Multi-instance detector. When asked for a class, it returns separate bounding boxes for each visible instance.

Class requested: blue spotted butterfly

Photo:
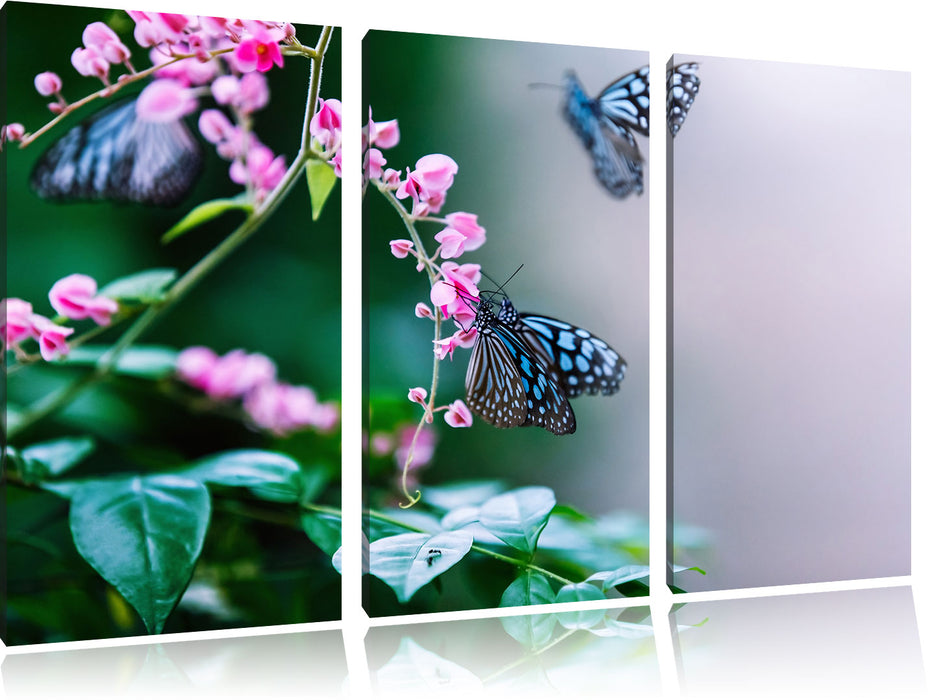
[497,296,626,397]
[465,296,577,435]
[667,62,701,136]
[562,62,700,198]
[30,96,202,207]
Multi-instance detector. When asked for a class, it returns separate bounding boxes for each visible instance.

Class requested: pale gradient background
[670,55,911,590]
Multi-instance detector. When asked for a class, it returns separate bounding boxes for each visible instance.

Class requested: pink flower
[30,315,74,361]
[329,150,342,178]
[396,154,458,214]
[48,274,118,326]
[71,46,109,82]
[382,168,401,188]
[198,109,234,144]
[370,119,400,149]
[81,21,130,64]
[82,21,121,49]
[434,228,468,260]
[230,144,287,197]
[157,13,192,36]
[136,79,197,123]
[238,72,270,112]
[176,346,218,390]
[311,98,341,152]
[2,123,26,145]
[233,25,285,73]
[34,72,62,97]
[430,261,482,324]
[444,400,473,428]
[394,424,436,470]
[200,349,277,400]
[244,382,338,435]
[151,49,218,86]
[389,240,414,259]
[365,147,387,180]
[444,212,486,252]
[407,387,428,407]
[370,432,394,457]
[432,328,477,360]
[210,75,240,105]
[1,298,34,349]
[414,302,433,318]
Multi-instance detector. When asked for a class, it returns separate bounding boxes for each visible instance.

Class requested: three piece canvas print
[2,2,910,647]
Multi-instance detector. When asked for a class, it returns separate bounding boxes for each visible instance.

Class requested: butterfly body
[30,97,202,207]
[465,297,576,435]
[563,69,646,199]
[561,63,700,198]
[498,297,626,397]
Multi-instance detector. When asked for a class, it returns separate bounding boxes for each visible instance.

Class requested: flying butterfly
[561,62,701,198]
[30,96,202,207]
[496,296,626,397]
[465,295,577,436]
[666,62,701,136]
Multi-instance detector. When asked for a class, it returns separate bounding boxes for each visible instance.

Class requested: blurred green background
[3,3,342,643]
[364,33,650,538]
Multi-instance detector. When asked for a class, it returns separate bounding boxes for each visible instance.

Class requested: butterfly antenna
[528,81,563,91]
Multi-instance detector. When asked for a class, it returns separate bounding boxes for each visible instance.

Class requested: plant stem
[376,187,449,507]
[8,26,335,441]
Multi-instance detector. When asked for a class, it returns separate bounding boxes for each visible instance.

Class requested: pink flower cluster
[21,14,306,202]
[367,109,493,432]
[2,274,118,361]
[310,98,342,176]
[176,346,339,437]
[407,388,473,428]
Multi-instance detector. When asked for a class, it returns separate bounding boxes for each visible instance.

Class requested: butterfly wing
[666,62,701,137]
[466,303,576,435]
[596,65,650,136]
[563,70,645,199]
[499,297,627,398]
[516,314,626,397]
[30,97,201,207]
[590,121,644,198]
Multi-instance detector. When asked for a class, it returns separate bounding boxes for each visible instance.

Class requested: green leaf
[306,160,337,221]
[99,268,178,303]
[340,530,473,603]
[421,479,506,511]
[499,571,556,608]
[69,474,211,634]
[19,436,96,479]
[555,582,606,629]
[587,564,652,592]
[301,511,342,555]
[478,486,555,554]
[61,345,179,379]
[180,449,302,502]
[499,572,556,648]
[161,196,253,243]
[375,638,483,692]
[420,480,508,511]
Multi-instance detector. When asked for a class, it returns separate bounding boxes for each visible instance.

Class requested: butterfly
[465,295,577,435]
[562,63,700,198]
[667,62,701,136]
[497,296,626,397]
[30,96,202,207]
